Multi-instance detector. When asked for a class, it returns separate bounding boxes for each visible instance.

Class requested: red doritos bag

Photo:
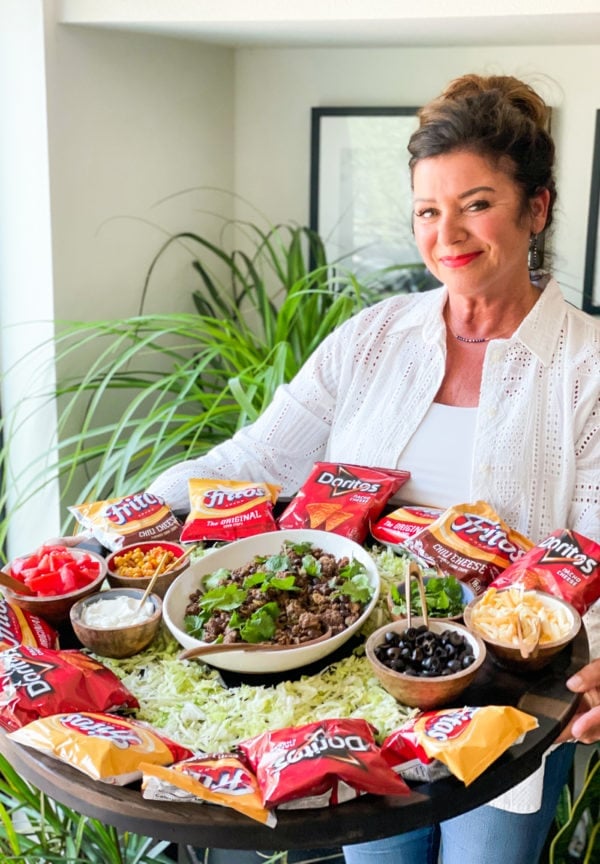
[0,645,139,732]
[278,463,410,544]
[237,718,410,808]
[0,596,58,651]
[490,529,600,615]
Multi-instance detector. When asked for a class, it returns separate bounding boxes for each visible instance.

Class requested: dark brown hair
[408,74,556,229]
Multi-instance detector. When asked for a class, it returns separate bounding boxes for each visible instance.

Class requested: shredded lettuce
[99,545,415,752]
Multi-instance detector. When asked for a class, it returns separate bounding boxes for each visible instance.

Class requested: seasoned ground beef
[184,540,370,646]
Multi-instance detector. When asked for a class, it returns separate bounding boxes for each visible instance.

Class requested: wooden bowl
[2,548,107,627]
[106,541,189,599]
[463,588,581,672]
[366,618,486,710]
[387,575,475,622]
[70,587,163,659]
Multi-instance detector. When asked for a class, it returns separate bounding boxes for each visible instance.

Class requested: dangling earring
[528,233,541,271]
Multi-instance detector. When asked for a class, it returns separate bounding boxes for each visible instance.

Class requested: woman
[148,74,600,862]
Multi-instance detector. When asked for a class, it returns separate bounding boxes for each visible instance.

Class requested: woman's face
[412,150,549,297]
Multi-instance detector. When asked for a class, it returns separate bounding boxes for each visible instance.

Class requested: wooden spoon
[516,614,541,659]
[0,569,35,596]
[179,627,333,661]
[405,559,429,630]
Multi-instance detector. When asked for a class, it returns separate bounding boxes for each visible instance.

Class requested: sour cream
[82,595,155,628]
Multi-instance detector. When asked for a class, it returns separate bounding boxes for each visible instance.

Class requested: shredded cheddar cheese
[469,587,572,646]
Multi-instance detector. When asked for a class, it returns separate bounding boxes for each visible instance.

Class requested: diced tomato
[7,544,102,597]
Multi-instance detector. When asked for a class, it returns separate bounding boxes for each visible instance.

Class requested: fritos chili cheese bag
[69,491,182,551]
[489,529,600,615]
[402,501,533,595]
[8,711,193,784]
[0,645,138,732]
[141,754,277,827]
[277,463,410,544]
[409,705,538,785]
[237,718,410,809]
[371,505,443,546]
[180,479,280,543]
[0,596,58,651]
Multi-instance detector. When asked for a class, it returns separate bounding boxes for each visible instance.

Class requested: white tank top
[396,403,477,509]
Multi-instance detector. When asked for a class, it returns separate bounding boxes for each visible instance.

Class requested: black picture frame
[583,110,600,314]
[309,106,437,295]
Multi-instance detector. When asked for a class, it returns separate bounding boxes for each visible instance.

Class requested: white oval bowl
[163,529,380,674]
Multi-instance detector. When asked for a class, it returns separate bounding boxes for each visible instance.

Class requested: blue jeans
[343,744,575,864]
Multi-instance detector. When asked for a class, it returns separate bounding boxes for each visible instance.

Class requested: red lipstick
[439,252,481,268]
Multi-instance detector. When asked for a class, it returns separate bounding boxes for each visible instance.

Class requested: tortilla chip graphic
[325,510,352,531]
[306,502,343,529]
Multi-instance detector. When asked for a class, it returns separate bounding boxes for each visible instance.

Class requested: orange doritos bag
[277,463,410,544]
[402,501,533,595]
[180,479,280,543]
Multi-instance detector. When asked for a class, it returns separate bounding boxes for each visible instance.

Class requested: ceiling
[58,2,600,48]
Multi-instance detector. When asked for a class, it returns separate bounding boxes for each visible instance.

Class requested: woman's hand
[557,658,600,744]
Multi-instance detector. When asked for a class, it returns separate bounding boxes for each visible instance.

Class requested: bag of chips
[0,645,139,732]
[402,501,533,595]
[489,529,600,615]
[0,596,58,652]
[380,717,451,783]
[69,491,182,551]
[406,705,538,785]
[141,753,277,827]
[237,718,410,809]
[180,479,281,543]
[277,463,410,544]
[371,505,443,546]
[8,711,193,784]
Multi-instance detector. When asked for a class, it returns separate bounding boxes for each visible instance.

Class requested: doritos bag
[69,491,182,551]
[489,529,600,615]
[278,463,410,544]
[180,479,280,543]
[237,718,410,808]
[0,645,139,732]
[402,501,533,595]
[141,754,277,827]
[0,596,58,651]
[8,711,193,784]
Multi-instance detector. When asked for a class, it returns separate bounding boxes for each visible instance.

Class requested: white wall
[234,45,600,307]
[46,26,236,321]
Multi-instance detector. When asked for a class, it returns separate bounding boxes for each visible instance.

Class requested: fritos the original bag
[0,596,58,652]
[277,463,410,544]
[69,491,182,551]
[8,711,193,784]
[141,754,277,827]
[371,505,443,546]
[0,645,139,732]
[489,528,600,615]
[180,479,280,543]
[404,705,538,785]
[402,501,533,595]
[237,718,410,809]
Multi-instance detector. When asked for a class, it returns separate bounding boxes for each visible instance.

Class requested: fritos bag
[408,705,538,785]
[8,711,193,784]
[69,491,182,551]
[237,718,410,809]
[0,645,139,732]
[489,529,600,615]
[180,478,281,543]
[371,505,443,545]
[277,463,410,544]
[402,501,533,595]
[141,754,277,827]
[0,596,58,651]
